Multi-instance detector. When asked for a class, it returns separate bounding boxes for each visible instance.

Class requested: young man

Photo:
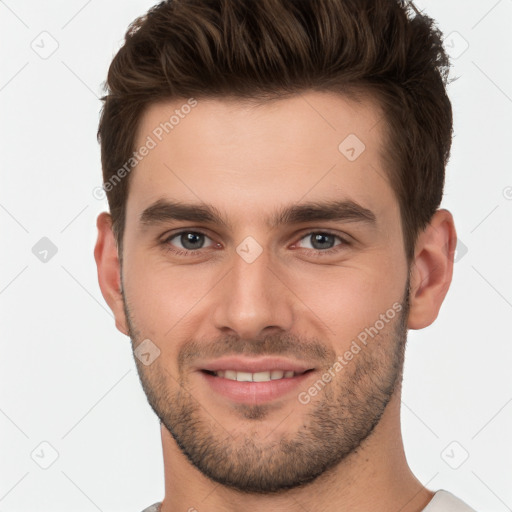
[94,1,476,510]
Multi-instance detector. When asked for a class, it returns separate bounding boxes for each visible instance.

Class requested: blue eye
[165,231,215,252]
[298,232,345,251]
[160,230,349,258]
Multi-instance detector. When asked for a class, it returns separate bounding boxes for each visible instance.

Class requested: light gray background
[1,1,511,511]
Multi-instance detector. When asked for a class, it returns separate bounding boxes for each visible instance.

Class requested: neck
[159,387,433,512]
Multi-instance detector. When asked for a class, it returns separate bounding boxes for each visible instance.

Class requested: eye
[164,231,216,251]
[296,232,346,251]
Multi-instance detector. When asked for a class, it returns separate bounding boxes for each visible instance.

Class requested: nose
[212,246,295,340]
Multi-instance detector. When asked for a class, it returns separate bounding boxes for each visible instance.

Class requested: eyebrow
[139,198,377,229]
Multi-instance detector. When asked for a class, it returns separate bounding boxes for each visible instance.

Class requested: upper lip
[198,356,314,374]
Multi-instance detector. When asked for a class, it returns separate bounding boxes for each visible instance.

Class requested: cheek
[123,232,407,350]
[286,261,406,344]
[122,254,216,340]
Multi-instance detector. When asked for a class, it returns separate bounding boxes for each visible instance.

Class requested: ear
[94,212,129,335]
[407,209,457,330]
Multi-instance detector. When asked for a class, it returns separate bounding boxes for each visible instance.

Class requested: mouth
[197,357,316,404]
[201,368,313,382]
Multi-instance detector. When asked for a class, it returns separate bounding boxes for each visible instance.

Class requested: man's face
[120,91,410,493]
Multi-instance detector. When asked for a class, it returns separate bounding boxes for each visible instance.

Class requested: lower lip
[199,370,314,404]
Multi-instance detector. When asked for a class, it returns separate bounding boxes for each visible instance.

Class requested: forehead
[127,91,396,225]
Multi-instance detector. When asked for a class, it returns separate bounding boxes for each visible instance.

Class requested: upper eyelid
[293,231,350,248]
[164,230,216,249]
[162,228,215,242]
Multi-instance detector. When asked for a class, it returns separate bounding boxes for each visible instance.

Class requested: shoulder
[423,490,477,512]
[140,502,162,512]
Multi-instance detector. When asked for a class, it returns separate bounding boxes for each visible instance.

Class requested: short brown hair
[97,0,453,263]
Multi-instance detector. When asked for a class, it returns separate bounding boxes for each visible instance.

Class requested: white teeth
[212,370,297,382]
[252,371,271,382]
[236,371,252,382]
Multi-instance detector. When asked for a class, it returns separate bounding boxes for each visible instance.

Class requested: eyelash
[160,230,351,258]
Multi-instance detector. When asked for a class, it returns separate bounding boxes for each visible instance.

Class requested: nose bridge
[212,245,293,338]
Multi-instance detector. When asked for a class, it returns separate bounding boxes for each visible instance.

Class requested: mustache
[177,332,336,370]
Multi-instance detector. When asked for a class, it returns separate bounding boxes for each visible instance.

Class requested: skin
[95,91,457,512]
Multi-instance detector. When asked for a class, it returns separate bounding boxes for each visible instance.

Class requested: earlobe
[94,212,129,336]
[407,209,457,330]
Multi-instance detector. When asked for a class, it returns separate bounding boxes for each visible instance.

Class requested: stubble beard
[122,282,409,494]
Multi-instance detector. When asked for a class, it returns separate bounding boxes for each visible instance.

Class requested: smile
[200,368,315,404]
[204,369,309,382]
